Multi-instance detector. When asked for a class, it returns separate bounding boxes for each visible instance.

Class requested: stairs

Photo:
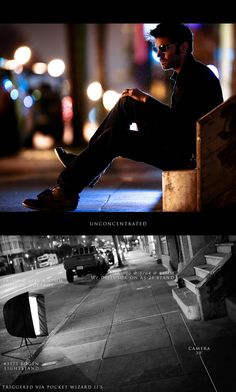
[172,286,200,320]
[193,264,214,279]
[172,243,234,320]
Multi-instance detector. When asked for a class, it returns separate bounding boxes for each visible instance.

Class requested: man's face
[154,37,182,71]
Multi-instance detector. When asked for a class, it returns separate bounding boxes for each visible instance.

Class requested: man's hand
[121,88,149,103]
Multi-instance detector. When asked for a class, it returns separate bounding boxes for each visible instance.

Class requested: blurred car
[63,245,110,283]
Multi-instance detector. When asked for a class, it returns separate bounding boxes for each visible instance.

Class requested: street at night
[0,249,236,391]
[1,149,235,236]
[0,148,162,213]
[1,20,236,392]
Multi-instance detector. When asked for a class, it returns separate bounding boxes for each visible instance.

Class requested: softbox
[3,292,48,339]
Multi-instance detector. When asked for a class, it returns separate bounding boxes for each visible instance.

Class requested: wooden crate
[162,169,197,212]
[197,95,236,210]
[162,95,236,212]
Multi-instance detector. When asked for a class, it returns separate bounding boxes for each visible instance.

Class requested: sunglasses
[153,43,179,53]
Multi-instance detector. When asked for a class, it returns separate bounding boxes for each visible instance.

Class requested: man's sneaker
[54,147,77,168]
[22,186,79,211]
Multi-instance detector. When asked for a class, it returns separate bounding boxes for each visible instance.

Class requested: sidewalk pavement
[5,250,236,392]
[1,148,235,235]
[0,148,162,212]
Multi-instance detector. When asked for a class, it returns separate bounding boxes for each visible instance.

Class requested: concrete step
[225,296,236,323]
[194,263,215,279]
[183,275,203,294]
[216,243,234,254]
[172,287,201,320]
[204,253,226,266]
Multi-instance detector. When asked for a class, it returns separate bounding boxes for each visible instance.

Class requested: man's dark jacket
[170,54,223,157]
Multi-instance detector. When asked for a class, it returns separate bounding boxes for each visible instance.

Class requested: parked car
[63,245,110,283]
[37,253,58,268]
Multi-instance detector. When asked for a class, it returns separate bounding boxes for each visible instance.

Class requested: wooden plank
[197,95,236,210]
[162,170,197,212]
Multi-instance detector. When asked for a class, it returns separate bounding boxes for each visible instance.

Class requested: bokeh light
[32,62,47,75]
[14,46,31,65]
[47,59,65,77]
[102,90,120,111]
[87,82,103,101]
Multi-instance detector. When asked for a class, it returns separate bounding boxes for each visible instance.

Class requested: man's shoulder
[193,58,217,78]
[193,59,223,102]
[182,55,213,79]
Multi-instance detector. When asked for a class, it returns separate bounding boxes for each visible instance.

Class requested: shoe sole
[22,202,51,211]
[22,201,77,212]
[54,148,66,168]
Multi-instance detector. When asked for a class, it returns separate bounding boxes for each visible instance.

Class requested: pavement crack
[100,194,112,211]
[150,284,186,374]
[100,183,125,211]
[95,280,124,382]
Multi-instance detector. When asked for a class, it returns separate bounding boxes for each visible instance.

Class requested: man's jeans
[58,96,190,195]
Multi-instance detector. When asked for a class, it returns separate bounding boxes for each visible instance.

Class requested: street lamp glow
[10,89,19,100]
[102,90,120,111]
[87,82,103,101]
[32,132,55,150]
[83,121,98,143]
[3,79,13,91]
[23,95,34,108]
[32,62,47,75]
[47,59,65,77]
[5,59,18,70]
[14,46,31,65]
[14,64,23,74]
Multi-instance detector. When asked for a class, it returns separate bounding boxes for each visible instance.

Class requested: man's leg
[89,95,171,144]
[22,96,173,210]
[57,122,173,195]
[22,127,157,211]
[55,95,172,170]
[54,96,155,168]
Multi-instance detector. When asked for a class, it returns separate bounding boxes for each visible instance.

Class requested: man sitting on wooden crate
[23,23,223,211]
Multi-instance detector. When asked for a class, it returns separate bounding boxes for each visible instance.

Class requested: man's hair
[149,23,193,53]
